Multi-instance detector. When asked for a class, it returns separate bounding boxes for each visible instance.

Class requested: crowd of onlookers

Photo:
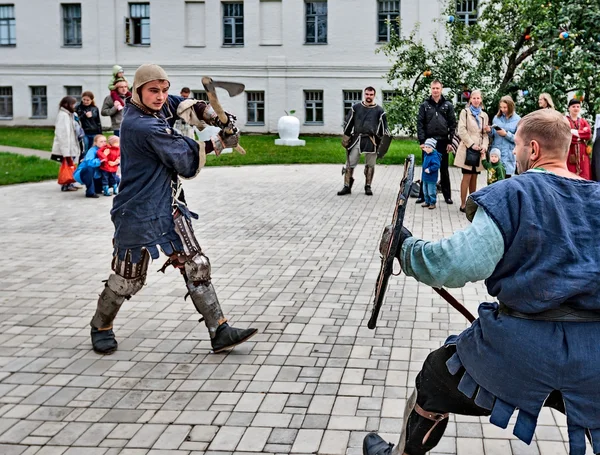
[416,79,599,212]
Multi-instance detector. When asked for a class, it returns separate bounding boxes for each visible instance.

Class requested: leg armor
[343,166,355,187]
[90,251,149,330]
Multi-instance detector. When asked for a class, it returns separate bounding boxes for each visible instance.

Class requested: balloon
[560,31,569,39]
[525,34,531,40]
[423,70,432,77]
[448,15,455,23]
[523,90,529,96]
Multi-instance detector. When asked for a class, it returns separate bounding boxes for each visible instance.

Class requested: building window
[383,90,398,104]
[223,2,244,45]
[304,90,323,124]
[456,0,477,25]
[343,90,362,120]
[62,3,81,46]
[305,1,327,44]
[0,4,16,46]
[0,87,13,118]
[126,3,150,45]
[31,86,47,119]
[65,86,82,103]
[378,1,400,42]
[191,90,209,102]
[246,92,265,125]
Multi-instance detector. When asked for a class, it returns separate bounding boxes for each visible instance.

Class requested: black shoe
[365,185,373,196]
[211,323,258,353]
[415,198,424,204]
[445,198,454,204]
[459,206,467,213]
[337,186,352,196]
[363,433,394,455]
[86,194,100,198]
[91,327,118,354]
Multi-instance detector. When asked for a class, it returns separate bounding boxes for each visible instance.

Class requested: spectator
[76,91,103,152]
[454,89,490,212]
[416,79,457,205]
[481,148,506,185]
[421,138,442,209]
[489,95,520,177]
[180,87,191,98]
[97,135,121,196]
[101,80,128,136]
[51,96,81,192]
[74,134,106,198]
[565,98,592,180]
[108,65,131,108]
[538,92,555,110]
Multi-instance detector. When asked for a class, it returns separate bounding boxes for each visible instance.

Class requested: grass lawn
[0,152,60,185]
[0,127,422,166]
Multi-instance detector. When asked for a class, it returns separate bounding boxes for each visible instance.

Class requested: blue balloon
[523,90,529,96]
[448,15,455,23]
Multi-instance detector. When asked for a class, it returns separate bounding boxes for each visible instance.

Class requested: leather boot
[91,327,118,354]
[362,433,394,455]
[338,167,354,196]
[364,166,374,195]
[211,323,258,353]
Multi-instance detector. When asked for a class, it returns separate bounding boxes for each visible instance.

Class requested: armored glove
[379,224,412,259]
[210,128,240,156]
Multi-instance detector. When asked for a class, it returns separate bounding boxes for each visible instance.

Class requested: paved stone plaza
[0,165,575,455]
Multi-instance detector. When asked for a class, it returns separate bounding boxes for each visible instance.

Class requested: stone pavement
[0,164,576,455]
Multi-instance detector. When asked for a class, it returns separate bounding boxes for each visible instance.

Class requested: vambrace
[187,281,226,338]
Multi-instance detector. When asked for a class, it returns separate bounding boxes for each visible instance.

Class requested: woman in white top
[51,96,81,191]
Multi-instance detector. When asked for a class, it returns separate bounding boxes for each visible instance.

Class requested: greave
[91,285,126,330]
[187,281,226,338]
[365,165,375,185]
[344,167,354,187]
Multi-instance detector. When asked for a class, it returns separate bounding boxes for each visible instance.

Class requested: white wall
[0,0,442,134]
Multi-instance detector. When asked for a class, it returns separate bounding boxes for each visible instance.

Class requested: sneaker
[421,202,430,208]
[428,204,436,209]
[211,323,258,353]
[102,186,111,197]
[112,184,119,195]
[90,327,118,354]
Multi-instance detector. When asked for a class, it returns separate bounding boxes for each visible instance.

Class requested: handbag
[465,147,481,167]
[58,161,76,186]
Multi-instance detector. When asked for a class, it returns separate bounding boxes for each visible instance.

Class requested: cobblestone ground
[0,164,574,455]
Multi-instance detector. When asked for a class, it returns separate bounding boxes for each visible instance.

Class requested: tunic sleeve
[399,207,504,288]
[146,130,202,179]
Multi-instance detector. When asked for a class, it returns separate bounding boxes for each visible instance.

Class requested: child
[108,65,131,108]
[482,148,506,185]
[74,134,107,198]
[97,135,121,196]
[421,138,442,209]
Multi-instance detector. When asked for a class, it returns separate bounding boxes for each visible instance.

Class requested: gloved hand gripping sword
[201,77,246,155]
[368,155,475,329]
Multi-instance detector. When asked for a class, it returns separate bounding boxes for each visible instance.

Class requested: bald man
[363,109,600,455]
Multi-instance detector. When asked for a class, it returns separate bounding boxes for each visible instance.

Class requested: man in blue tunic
[363,109,600,455]
[89,64,258,355]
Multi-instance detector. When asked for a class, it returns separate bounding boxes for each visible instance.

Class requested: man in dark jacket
[89,64,257,355]
[416,80,457,204]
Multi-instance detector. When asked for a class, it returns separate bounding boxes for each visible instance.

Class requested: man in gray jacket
[101,80,128,136]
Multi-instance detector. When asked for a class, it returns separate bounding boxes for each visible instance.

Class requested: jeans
[79,167,102,196]
[419,140,451,200]
[423,181,437,205]
[101,170,118,187]
[84,134,97,152]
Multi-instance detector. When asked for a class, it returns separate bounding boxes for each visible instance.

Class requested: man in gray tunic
[337,86,390,196]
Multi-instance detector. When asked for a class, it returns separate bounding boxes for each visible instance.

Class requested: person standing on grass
[76,91,103,152]
[51,96,81,192]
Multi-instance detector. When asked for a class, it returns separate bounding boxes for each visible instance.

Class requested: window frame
[456,0,478,25]
[30,86,48,119]
[222,2,244,46]
[126,2,150,46]
[191,90,209,102]
[304,90,324,125]
[62,3,82,47]
[305,1,327,45]
[343,90,362,120]
[65,86,82,104]
[246,91,265,126]
[0,4,16,46]
[0,86,13,119]
[377,0,400,43]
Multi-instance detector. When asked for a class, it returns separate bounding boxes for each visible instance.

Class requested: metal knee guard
[365,165,375,186]
[90,274,146,329]
[187,281,226,338]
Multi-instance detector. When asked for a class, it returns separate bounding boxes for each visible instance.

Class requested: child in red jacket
[97,135,121,196]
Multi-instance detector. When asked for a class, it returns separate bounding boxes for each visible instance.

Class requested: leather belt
[499,302,600,322]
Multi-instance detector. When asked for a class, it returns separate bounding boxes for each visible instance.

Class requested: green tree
[380,0,600,136]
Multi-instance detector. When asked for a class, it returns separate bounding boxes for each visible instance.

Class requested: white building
[0,0,473,134]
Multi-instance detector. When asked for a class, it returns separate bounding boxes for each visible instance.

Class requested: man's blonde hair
[518,109,571,156]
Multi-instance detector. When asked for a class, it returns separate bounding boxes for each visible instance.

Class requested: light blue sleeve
[399,207,504,288]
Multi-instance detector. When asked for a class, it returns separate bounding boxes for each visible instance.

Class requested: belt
[499,302,600,322]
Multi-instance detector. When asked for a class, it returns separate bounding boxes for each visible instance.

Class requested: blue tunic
[110,96,202,262]
[401,171,600,454]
